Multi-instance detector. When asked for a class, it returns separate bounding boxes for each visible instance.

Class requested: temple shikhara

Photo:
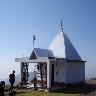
[15,22,86,91]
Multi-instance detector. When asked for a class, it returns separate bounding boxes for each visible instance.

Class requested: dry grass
[5,89,79,96]
[4,79,96,96]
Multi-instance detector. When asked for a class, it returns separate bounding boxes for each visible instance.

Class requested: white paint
[47,60,51,89]
[53,60,85,84]
[49,32,65,58]
[15,57,49,63]
[66,61,85,83]
[54,61,67,83]
[49,32,82,60]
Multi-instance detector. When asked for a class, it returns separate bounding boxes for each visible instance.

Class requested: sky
[0,0,96,80]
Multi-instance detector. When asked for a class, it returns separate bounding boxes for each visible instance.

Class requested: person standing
[9,70,15,93]
[0,81,5,96]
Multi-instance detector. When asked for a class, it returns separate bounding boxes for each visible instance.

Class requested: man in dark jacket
[9,70,15,93]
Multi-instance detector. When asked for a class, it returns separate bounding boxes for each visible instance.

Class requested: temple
[15,23,86,91]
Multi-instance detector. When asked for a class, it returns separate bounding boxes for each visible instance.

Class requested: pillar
[47,61,51,90]
[21,62,29,85]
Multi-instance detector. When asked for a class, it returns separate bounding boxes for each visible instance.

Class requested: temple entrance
[20,62,47,89]
[36,62,47,89]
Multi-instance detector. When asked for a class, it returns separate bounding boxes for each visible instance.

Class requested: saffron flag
[33,35,36,41]
[33,35,36,48]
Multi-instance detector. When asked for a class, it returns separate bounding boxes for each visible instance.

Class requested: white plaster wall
[66,62,85,84]
[54,61,67,83]
[47,60,51,89]
[54,61,85,84]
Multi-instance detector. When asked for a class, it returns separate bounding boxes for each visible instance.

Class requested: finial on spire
[61,20,63,33]
[61,20,63,27]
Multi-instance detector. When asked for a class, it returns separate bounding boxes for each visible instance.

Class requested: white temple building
[15,23,86,90]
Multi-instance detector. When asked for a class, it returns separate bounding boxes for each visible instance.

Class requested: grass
[4,80,96,96]
[5,89,78,96]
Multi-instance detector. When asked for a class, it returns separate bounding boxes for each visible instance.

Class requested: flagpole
[33,38,34,49]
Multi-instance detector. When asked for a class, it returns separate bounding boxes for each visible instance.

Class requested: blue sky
[0,0,96,80]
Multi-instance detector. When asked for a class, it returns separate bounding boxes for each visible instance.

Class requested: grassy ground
[4,80,96,96]
[5,89,78,96]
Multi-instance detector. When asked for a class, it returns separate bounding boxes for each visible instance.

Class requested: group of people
[0,70,15,96]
